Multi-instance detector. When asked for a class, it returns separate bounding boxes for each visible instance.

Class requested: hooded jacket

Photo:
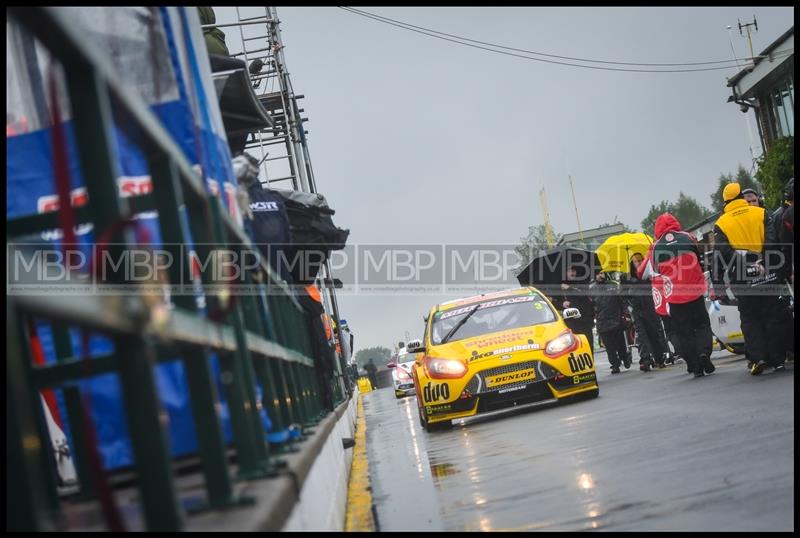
[637,213,706,305]
[198,7,230,57]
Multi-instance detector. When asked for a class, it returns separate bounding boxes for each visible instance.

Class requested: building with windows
[726,26,794,154]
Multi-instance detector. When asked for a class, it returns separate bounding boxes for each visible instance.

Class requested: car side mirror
[562,307,581,320]
[407,339,426,353]
[386,362,397,368]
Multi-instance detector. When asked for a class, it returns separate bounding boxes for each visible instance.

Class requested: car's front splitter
[424,379,552,423]
[424,374,598,424]
[548,371,598,395]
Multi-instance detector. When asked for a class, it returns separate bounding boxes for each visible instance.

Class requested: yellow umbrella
[596,232,654,273]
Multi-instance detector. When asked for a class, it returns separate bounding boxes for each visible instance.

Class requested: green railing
[6,7,334,531]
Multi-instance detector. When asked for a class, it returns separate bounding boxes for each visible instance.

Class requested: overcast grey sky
[216,6,793,353]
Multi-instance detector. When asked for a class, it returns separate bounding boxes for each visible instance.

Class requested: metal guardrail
[6,6,333,531]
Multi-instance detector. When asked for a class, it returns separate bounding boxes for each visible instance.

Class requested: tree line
[515,136,794,258]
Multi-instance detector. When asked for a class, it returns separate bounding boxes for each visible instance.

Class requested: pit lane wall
[282,391,359,530]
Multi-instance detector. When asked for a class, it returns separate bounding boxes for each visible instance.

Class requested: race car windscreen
[430,293,556,345]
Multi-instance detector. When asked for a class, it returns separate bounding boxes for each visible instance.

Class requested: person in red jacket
[638,213,715,378]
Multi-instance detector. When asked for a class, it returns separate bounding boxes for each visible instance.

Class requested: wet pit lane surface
[363,351,794,532]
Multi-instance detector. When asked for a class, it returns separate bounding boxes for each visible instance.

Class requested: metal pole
[746,26,755,62]
[256,9,273,180]
[538,187,555,247]
[269,7,310,192]
[568,175,584,243]
[738,17,758,67]
[727,25,761,165]
[322,262,347,400]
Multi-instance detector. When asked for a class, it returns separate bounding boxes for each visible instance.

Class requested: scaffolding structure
[205,7,311,192]
[212,7,350,397]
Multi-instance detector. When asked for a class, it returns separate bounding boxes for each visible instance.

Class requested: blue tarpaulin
[7,7,281,470]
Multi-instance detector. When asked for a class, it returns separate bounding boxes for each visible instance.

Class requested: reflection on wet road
[364,388,444,531]
[363,351,794,531]
[425,402,615,531]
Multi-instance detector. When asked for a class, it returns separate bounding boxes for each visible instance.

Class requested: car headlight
[396,368,412,381]
[424,357,468,379]
[544,331,578,358]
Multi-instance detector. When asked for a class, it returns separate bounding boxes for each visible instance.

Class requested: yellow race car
[409,287,598,432]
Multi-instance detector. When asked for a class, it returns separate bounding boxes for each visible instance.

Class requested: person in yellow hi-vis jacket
[711,182,789,376]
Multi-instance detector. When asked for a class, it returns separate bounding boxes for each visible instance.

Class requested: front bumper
[394,382,416,397]
[424,362,597,424]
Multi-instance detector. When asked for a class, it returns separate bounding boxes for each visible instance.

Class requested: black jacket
[623,264,660,326]
[295,289,335,411]
[248,184,293,282]
[553,284,595,331]
[770,203,794,282]
[591,279,625,333]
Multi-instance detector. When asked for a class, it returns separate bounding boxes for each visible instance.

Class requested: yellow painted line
[345,395,375,532]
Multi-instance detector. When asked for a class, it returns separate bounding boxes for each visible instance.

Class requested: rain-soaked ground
[363,350,794,532]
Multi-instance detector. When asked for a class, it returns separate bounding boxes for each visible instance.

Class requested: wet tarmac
[363,350,794,531]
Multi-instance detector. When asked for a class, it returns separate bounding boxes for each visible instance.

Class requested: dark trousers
[738,294,789,367]
[776,295,794,358]
[600,329,627,368]
[368,373,378,390]
[660,315,683,359]
[633,310,668,365]
[668,297,713,373]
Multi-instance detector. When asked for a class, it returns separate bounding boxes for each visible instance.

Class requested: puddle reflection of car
[409,287,599,432]
[388,349,417,399]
